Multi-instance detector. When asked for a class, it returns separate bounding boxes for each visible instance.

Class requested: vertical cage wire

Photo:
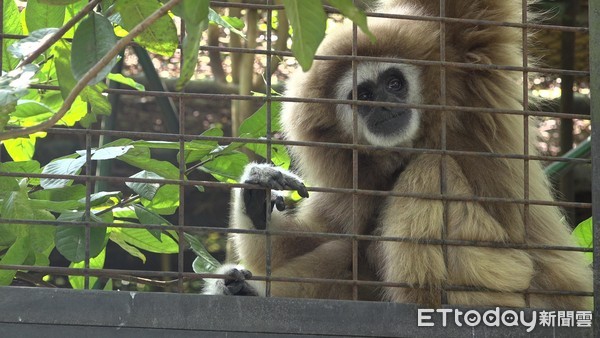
[589,0,600,333]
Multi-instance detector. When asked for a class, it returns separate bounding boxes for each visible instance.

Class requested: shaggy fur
[228,0,592,309]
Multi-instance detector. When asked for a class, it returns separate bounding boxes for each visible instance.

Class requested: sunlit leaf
[572,217,593,262]
[115,0,178,56]
[3,136,36,161]
[69,247,106,289]
[2,0,22,71]
[110,226,178,254]
[39,0,82,5]
[25,0,66,32]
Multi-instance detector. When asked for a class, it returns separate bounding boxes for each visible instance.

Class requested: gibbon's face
[335,62,422,147]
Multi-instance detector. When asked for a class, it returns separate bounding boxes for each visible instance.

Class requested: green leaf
[40,156,86,189]
[2,0,22,71]
[30,184,86,201]
[8,28,59,60]
[0,160,41,187]
[106,73,145,91]
[115,0,178,56]
[25,0,66,32]
[176,24,205,91]
[572,217,593,262]
[40,0,84,5]
[71,12,118,85]
[133,204,171,239]
[0,237,30,285]
[126,171,162,200]
[29,190,121,213]
[141,184,179,215]
[55,41,112,127]
[239,101,283,137]
[200,152,248,182]
[184,233,220,273]
[3,136,37,161]
[118,147,180,180]
[246,143,291,170]
[55,212,107,263]
[208,9,245,37]
[109,230,146,263]
[173,0,210,26]
[79,83,111,127]
[327,0,375,42]
[182,128,222,163]
[281,0,326,71]
[0,66,40,124]
[69,247,105,289]
[12,100,55,121]
[220,16,245,30]
[175,0,210,90]
[110,226,178,254]
[90,145,134,160]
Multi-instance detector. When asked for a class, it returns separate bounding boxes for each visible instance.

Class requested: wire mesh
[0,0,596,334]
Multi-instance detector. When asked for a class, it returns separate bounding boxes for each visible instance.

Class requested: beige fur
[228,0,592,309]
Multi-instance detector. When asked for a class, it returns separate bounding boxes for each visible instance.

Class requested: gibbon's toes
[223,268,259,296]
[202,264,259,296]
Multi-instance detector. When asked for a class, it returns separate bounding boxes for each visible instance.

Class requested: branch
[0,0,182,141]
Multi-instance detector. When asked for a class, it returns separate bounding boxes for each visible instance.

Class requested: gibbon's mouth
[366,109,413,135]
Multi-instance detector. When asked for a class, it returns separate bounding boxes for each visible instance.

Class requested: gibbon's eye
[387,77,403,91]
[358,89,372,101]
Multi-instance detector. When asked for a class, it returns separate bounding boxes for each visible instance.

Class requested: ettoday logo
[417,308,592,333]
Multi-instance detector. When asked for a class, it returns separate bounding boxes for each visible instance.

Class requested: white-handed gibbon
[203,0,593,309]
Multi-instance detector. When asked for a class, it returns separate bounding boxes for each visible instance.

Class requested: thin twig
[0,0,183,141]
[19,0,103,66]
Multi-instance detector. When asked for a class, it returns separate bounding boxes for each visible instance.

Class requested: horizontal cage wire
[0,0,596,335]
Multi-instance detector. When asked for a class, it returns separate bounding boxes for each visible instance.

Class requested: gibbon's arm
[376,154,535,308]
[203,163,353,299]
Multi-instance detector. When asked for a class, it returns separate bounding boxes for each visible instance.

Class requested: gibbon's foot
[242,163,308,230]
[202,264,259,296]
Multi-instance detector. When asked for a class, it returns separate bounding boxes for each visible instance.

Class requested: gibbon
[204,0,593,309]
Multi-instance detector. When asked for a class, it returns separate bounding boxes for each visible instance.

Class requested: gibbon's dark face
[335,62,421,147]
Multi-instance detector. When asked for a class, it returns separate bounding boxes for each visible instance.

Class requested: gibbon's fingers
[242,163,309,198]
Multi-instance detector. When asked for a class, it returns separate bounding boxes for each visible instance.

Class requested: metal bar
[545,138,591,178]
[589,0,600,335]
[0,287,592,337]
[0,218,593,253]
